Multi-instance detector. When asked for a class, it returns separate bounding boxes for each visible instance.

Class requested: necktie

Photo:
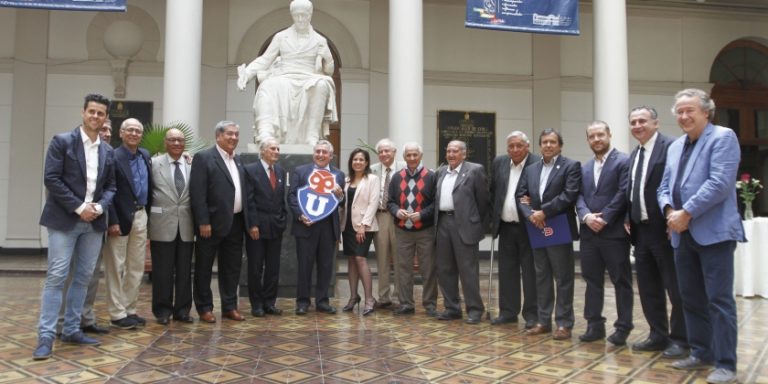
[381,167,391,209]
[631,147,645,223]
[173,161,184,196]
[269,166,277,191]
[673,139,696,209]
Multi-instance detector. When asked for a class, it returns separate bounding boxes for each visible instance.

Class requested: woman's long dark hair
[347,148,371,180]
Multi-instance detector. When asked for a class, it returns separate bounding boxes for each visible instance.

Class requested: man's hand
[107,224,121,237]
[199,224,212,239]
[299,215,313,227]
[332,185,344,200]
[666,209,692,233]
[78,204,100,223]
[408,211,422,222]
[529,210,546,229]
[584,212,607,233]
[624,222,631,235]
[249,226,260,241]
[519,195,531,206]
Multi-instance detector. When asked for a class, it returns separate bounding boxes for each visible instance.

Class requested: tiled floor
[1,264,766,383]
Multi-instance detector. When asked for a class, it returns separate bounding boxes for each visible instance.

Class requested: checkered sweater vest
[396,166,433,230]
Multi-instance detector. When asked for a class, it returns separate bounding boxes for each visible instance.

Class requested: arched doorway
[256,33,342,167]
[710,38,768,216]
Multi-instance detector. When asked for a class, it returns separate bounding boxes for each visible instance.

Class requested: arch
[85,5,161,61]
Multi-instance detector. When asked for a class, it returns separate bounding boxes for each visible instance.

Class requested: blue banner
[0,0,125,11]
[466,0,579,36]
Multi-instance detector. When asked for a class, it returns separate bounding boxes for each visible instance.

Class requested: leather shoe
[490,315,518,325]
[223,309,245,321]
[173,314,194,323]
[464,316,481,325]
[393,306,415,315]
[525,324,551,335]
[251,308,265,317]
[81,323,110,334]
[662,343,688,358]
[61,331,101,346]
[264,305,283,315]
[375,301,393,309]
[295,306,308,315]
[33,337,53,360]
[436,311,462,320]
[425,307,438,317]
[671,355,713,370]
[607,329,630,346]
[579,324,606,342]
[632,338,668,352]
[316,303,337,314]
[156,316,169,325]
[199,311,217,323]
[553,327,572,340]
[524,321,537,329]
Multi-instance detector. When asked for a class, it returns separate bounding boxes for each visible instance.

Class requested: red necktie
[269,166,277,191]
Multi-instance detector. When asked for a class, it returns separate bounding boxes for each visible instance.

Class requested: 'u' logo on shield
[297,169,341,222]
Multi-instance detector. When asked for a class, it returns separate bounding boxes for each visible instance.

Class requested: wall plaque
[437,110,496,174]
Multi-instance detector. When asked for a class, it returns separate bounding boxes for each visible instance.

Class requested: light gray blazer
[148,154,194,242]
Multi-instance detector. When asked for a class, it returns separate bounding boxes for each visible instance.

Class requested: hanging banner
[0,0,126,11]
[465,0,580,36]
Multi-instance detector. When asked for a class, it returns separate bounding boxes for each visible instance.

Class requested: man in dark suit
[575,121,633,345]
[658,89,745,383]
[244,137,288,317]
[489,131,540,328]
[34,93,116,360]
[103,118,152,330]
[434,140,489,324]
[288,139,345,315]
[627,106,687,358]
[190,121,248,323]
[148,128,194,325]
[517,129,581,340]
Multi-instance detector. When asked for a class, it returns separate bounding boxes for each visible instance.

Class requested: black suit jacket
[517,155,581,241]
[434,161,489,245]
[628,133,673,245]
[288,163,345,240]
[189,146,247,237]
[244,161,287,239]
[576,149,630,240]
[108,145,153,235]
[490,153,541,237]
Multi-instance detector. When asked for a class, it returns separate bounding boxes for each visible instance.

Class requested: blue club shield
[297,169,341,222]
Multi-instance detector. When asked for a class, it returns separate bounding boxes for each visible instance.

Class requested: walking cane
[485,236,496,320]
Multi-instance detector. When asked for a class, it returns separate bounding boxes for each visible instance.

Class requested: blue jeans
[675,231,738,371]
[38,222,104,339]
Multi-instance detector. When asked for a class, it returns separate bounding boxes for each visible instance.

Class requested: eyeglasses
[165,138,185,143]
[122,128,143,134]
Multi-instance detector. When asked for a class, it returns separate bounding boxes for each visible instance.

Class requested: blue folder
[524,213,573,249]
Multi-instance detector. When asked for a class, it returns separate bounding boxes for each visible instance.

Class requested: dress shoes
[425,307,438,317]
[464,316,481,325]
[316,303,337,314]
[525,324,551,335]
[61,331,101,346]
[671,355,713,370]
[607,329,630,346]
[632,338,668,352]
[578,325,606,342]
[524,321,537,329]
[706,368,737,383]
[156,316,170,325]
[223,309,245,321]
[490,315,518,326]
[662,343,688,358]
[436,311,462,321]
[199,311,217,323]
[251,308,265,317]
[173,314,194,323]
[552,327,572,340]
[81,323,110,334]
[110,317,138,330]
[32,337,53,360]
[375,301,393,309]
[128,314,147,327]
[393,306,415,315]
[295,306,309,315]
[264,305,283,315]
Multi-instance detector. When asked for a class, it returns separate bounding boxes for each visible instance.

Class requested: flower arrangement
[736,173,763,219]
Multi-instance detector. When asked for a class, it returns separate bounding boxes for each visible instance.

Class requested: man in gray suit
[149,129,195,325]
[370,138,406,308]
[434,140,489,324]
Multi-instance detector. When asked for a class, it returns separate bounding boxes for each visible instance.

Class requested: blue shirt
[130,153,149,206]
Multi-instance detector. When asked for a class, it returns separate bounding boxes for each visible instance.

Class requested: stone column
[163,0,203,134]
[532,35,561,145]
[593,0,630,152]
[389,0,423,145]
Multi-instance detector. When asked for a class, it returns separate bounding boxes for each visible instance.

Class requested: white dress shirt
[630,132,658,221]
[439,162,462,211]
[216,145,242,214]
[501,156,527,223]
[75,127,103,215]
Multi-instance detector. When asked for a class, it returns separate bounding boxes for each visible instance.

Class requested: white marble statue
[237,0,337,147]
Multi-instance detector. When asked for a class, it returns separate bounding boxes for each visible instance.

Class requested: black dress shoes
[393,306,415,315]
[173,314,194,323]
[490,316,518,325]
[662,343,688,358]
[264,305,283,315]
[425,307,438,317]
[251,308,265,317]
[632,338,668,352]
[464,316,481,324]
[295,306,308,315]
[81,323,110,334]
[316,303,337,314]
[436,311,462,320]
[607,329,630,346]
[156,316,169,325]
[579,325,606,342]
[375,301,393,309]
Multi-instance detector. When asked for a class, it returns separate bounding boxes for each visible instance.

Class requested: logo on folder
[297,169,340,222]
[524,213,573,249]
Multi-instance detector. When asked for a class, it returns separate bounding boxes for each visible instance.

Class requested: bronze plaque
[437,110,496,173]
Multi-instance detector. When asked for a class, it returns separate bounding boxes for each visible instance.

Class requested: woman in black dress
[340,148,380,315]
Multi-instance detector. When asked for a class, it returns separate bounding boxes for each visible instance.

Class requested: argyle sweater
[386,165,436,231]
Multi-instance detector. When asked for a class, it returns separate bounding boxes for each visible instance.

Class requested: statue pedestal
[238,151,336,299]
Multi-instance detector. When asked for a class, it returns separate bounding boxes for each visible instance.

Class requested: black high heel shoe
[342,295,361,312]
[362,298,376,316]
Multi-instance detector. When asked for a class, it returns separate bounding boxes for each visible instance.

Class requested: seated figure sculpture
[237,0,337,147]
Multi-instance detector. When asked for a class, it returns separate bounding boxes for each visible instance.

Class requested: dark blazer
[244,161,288,239]
[516,155,581,241]
[490,153,541,237]
[108,145,153,235]
[627,133,672,245]
[40,127,116,232]
[434,161,489,245]
[288,163,345,240]
[576,149,630,240]
[189,146,247,237]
